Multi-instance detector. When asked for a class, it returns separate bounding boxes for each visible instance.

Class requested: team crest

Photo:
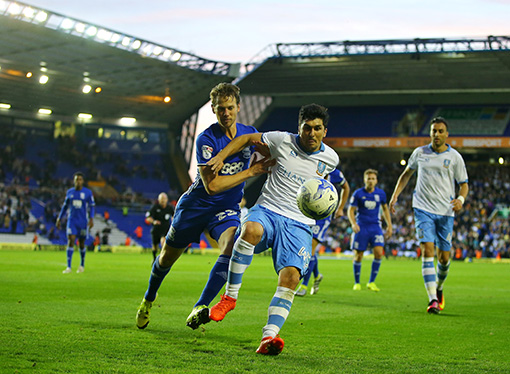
[316,161,326,176]
[80,192,85,199]
[202,145,213,160]
[375,195,380,202]
[443,159,451,169]
[242,146,251,159]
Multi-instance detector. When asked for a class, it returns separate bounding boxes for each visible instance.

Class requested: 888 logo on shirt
[221,162,244,175]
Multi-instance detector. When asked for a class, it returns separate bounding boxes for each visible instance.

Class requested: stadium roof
[237,37,510,108]
[0,1,238,131]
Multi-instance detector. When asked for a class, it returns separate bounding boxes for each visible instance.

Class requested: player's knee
[240,222,263,244]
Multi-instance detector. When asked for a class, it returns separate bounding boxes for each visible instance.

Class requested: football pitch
[1,250,509,373]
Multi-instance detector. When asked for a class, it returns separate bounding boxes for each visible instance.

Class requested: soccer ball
[296,178,339,220]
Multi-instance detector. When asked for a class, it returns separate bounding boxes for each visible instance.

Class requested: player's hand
[389,199,397,214]
[351,223,360,233]
[451,198,463,212]
[88,219,94,229]
[334,209,344,219]
[253,141,270,158]
[207,155,224,174]
[249,155,276,176]
[154,220,161,225]
[384,227,393,240]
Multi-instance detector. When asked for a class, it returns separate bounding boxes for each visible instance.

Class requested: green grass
[1,250,509,373]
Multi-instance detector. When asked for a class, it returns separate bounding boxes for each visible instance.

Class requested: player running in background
[208,103,339,355]
[56,172,95,274]
[348,169,392,291]
[145,192,174,263]
[296,168,350,296]
[389,117,468,313]
[136,83,274,330]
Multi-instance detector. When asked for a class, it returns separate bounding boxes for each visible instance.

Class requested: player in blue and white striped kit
[296,168,350,296]
[135,83,274,330]
[208,104,339,355]
[390,117,468,314]
[348,169,392,292]
[56,172,95,274]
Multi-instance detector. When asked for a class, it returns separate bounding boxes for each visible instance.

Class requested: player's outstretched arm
[334,181,350,218]
[207,133,263,173]
[389,167,414,214]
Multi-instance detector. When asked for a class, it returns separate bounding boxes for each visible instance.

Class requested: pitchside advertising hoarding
[325,137,510,148]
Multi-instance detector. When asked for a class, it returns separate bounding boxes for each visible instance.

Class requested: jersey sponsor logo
[316,161,326,176]
[72,199,83,208]
[242,146,251,159]
[221,162,244,175]
[202,145,213,160]
[276,165,307,184]
[443,159,451,169]
[364,200,377,210]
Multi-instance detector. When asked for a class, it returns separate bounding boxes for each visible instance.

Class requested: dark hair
[299,104,329,128]
[430,116,448,130]
[73,171,84,179]
[210,83,241,106]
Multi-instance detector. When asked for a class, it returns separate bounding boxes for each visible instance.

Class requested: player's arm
[381,203,392,239]
[389,167,415,214]
[88,198,95,229]
[347,206,360,233]
[334,180,350,218]
[56,196,69,229]
[207,133,264,173]
[200,154,275,195]
[451,182,469,212]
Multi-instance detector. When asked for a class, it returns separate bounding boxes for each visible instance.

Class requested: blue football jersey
[58,187,95,225]
[349,187,387,226]
[182,122,257,209]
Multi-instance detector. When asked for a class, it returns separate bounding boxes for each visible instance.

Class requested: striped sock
[225,239,254,300]
[437,261,450,291]
[353,261,362,284]
[195,254,231,307]
[262,286,295,339]
[422,257,437,302]
[79,248,86,267]
[66,247,74,268]
[369,259,382,283]
[144,255,171,302]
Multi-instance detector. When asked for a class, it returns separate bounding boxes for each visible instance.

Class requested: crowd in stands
[1,122,509,258]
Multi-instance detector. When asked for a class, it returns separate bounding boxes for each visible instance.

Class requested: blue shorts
[166,202,240,248]
[311,216,332,243]
[66,219,88,238]
[246,205,312,277]
[350,223,384,252]
[414,208,454,252]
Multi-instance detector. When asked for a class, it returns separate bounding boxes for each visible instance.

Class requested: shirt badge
[202,145,213,160]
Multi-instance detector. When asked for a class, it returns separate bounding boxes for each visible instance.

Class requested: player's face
[74,175,84,189]
[158,194,168,207]
[430,122,448,150]
[212,96,240,130]
[298,118,327,153]
[364,173,377,191]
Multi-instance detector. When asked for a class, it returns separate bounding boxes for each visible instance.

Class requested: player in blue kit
[135,83,274,330]
[56,172,95,274]
[296,168,350,296]
[348,169,392,291]
[208,104,339,355]
[390,117,468,313]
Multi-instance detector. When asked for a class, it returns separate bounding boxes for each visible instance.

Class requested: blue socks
[301,255,317,287]
[144,255,171,302]
[195,254,231,307]
[353,261,362,284]
[369,259,382,283]
[79,248,86,267]
[66,247,74,268]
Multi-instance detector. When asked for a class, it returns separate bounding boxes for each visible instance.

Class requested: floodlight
[499,157,505,165]
[153,46,162,56]
[61,18,74,29]
[26,72,32,78]
[0,103,11,109]
[171,52,182,62]
[132,40,141,50]
[75,23,86,33]
[35,11,47,22]
[111,34,121,43]
[39,75,49,84]
[164,96,171,103]
[119,117,136,126]
[97,29,111,41]
[78,113,93,120]
[86,26,97,37]
[82,84,92,94]
[400,159,406,166]
[23,7,35,18]
[8,3,21,15]
[38,108,52,115]
[162,50,172,59]
[121,37,131,47]
[95,87,102,93]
